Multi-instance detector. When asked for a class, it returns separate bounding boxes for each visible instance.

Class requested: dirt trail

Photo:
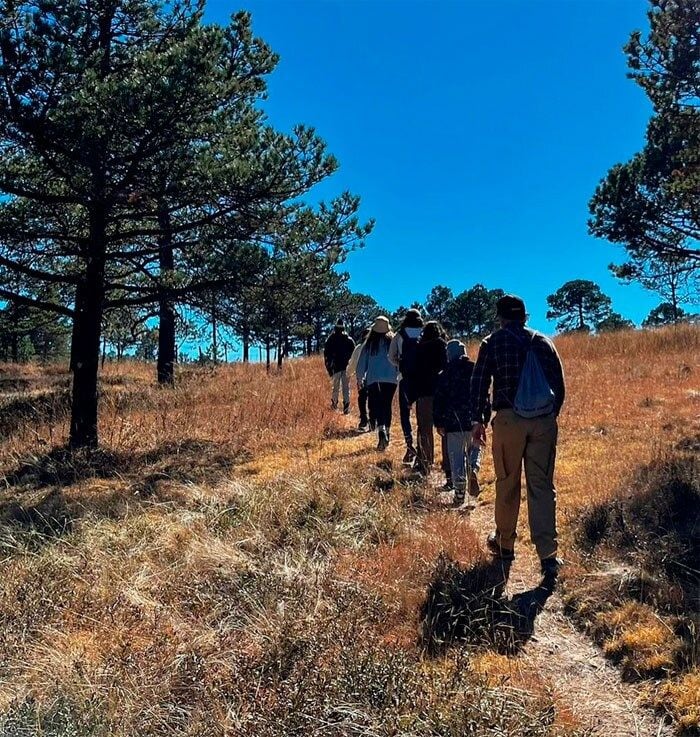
[242,421,673,736]
[467,499,673,737]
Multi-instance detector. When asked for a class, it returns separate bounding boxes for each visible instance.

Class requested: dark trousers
[399,379,415,446]
[441,434,450,479]
[368,382,397,429]
[416,395,435,466]
[358,384,373,425]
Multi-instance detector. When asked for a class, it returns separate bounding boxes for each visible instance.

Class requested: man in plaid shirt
[470,295,565,583]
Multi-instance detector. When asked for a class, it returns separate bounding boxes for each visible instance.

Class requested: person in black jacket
[413,321,447,474]
[434,340,490,508]
[323,320,356,413]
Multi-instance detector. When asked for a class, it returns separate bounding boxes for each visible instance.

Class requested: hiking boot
[452,492,466,508]
[402,446,417,465]
[468,471,481,497]
[541,556,563,583]
[358,421,369,433]
[413,460,430,477]
[343,403,350,415]
[486,532,515,561]
[376,428,389,451]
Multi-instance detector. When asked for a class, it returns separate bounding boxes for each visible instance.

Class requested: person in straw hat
[356,316,399,451]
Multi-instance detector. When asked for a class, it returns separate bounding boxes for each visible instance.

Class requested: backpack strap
[505,326,535,349]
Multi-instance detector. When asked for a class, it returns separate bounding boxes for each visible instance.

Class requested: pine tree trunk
[69,206,106,449]
[670,280,679,323]
[578,301,584,330]
[242,330,250,363]
[277,329,284,369]
[265,338,271,373]
[157,206,176,385]
[212,297,218,364]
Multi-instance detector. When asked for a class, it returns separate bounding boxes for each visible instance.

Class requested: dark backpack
[511,330,555,418]
[398,328,419,378]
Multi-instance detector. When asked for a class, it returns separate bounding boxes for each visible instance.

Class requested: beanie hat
[372,315,391,334]
[496,295,527,321]
[446,339,466,362]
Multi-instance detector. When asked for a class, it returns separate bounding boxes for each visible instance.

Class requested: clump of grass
[420,553,554,657]
[565,451,699,729]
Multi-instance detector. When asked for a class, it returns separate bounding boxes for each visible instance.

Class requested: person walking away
[434,340,490,509]
[348,328,374,432]
[471,295,565,585]
[324,319,355,413]
[356,316,399,450]
[413,321,447,474]
[389,308,423,464]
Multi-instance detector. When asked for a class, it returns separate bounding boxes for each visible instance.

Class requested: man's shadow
[419,553,555,656]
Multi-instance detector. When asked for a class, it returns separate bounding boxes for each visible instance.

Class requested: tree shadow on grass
[0,389,72,437]
[420,553,554,657]
[2,439,249,491]
[0,487,72,541]
[0,439,251,539]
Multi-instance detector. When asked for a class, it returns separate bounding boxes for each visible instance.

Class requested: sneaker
[541,556,563,582]
[402,446,417,465]
[376,428,389,451]
[486,532,515,561]
[469,471,481,497]
[358,422,369,433]
[343,403,350,415]
[452,493,466,508]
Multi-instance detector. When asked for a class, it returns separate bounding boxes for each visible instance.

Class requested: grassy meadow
[0,325,697,736]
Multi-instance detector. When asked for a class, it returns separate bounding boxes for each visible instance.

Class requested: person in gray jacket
[356,316,399,451]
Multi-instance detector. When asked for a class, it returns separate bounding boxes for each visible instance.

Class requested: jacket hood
[446,339,466,362]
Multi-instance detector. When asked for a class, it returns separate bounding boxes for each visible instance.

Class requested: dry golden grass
[0,324,697,735]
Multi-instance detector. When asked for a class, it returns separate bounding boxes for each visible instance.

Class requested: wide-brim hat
[372,315,391,334]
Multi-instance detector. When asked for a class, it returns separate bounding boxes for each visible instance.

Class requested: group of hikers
[324,294,566,583]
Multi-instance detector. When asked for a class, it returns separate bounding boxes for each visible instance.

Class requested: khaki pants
[491,409,558,560]
[331,370,350,407]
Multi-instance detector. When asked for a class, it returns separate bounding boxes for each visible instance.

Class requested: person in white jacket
[348,328,373,431]
[388,308,424,464]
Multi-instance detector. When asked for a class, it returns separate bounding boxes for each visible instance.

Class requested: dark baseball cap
[496,295,526,320]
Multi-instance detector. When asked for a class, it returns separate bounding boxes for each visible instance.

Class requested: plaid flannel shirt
[470,325,565,423]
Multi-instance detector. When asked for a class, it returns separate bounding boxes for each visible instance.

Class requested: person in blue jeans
[388,308,423,464]
[357,316,399,451]
[434,340,489,508]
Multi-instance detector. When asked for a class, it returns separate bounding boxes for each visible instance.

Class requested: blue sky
[207,0,667,333]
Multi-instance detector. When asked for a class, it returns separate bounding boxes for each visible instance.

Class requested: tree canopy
[589,0,699,273]
[0,0,372,447]
[546,280,613,333]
